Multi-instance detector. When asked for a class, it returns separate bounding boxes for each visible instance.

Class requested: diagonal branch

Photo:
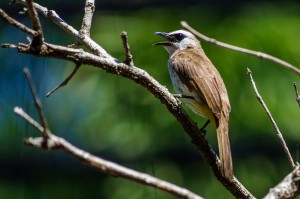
[0,8,36,36]
[25,0,44,51]
[23,68,49,138]
[293,82,300,107]
[46,63,81,97]
[247,68,295,168]
[181,21,300,76]
[80,0,95,37]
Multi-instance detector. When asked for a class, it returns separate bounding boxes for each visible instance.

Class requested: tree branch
[15,0,110,57]
[247,68,295,168]
[293,82,300,107]
[25,0,44,51]
[120,31,134,66]
[80,0,95,37]
[46,63,81,97]
[0,8,36,36]
[263,166,300,199]
[181,21,300,76]
[23,68,49,138]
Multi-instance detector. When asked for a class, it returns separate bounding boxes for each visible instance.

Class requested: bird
[154,30,233,179]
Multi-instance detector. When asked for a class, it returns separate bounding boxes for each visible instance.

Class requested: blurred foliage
[1,0,300,198]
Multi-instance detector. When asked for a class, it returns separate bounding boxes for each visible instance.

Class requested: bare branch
[120,31,134,66]
[14,107,44,132]
[293,82,300,107]
[263,166,300,199]
[23,68,49,138]
[181,21,300,76]
[15,0,110,57]
[80,0,95,37]
[46,63,81,97]
[247,68,295,168]
[24,133,204,199]
[15,100,204,199]
[25,0,44,51]
[0,8,36,36]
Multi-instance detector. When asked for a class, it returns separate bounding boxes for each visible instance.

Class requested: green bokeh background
[1,0,300,198]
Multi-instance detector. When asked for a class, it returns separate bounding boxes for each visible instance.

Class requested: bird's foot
[172,94,194,99]
[199,120,210,136]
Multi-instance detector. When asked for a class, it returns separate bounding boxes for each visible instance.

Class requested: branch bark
[263,166,300,199]
[25,0,44,51]
[80,0,95,37]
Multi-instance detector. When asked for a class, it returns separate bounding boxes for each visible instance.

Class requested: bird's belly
[168,63,210,119]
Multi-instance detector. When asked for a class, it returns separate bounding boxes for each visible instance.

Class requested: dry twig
[0,9,35,35]
[46,63,81,97]
[247,68,295,168]
[120,31,134,66]
[181,21,300,76]
[80,0,95,37]
[25,0,44,51]
[293,82,300,107]
[23,68,49,138]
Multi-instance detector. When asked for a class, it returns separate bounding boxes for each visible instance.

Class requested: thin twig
[247,68,295,168]
[80,0,95,37]
[181,21,300,76]
[293,82,300,107]
[0,9,36,36]
[23,68,49,137]
[14,107,44,132]
[25,0,44,51]
[46,63,81,97]
[120,31,134,66]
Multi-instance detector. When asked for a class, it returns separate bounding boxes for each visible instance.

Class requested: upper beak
[153,32,172,46]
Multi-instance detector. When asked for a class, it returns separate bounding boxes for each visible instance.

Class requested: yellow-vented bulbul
[154,30,233,178]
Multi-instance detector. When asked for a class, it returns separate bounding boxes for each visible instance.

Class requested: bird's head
[154,30,200,55]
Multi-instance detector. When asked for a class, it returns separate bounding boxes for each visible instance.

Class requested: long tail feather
[216,116,233,179]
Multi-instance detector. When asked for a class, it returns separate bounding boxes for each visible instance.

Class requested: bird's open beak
[153,32,173,46]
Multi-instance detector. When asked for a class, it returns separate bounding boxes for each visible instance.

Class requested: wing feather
[170,48,230,122]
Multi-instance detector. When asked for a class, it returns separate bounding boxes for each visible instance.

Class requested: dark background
[1,0,300,198]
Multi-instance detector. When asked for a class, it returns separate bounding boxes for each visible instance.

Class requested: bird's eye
[174,33,185,41]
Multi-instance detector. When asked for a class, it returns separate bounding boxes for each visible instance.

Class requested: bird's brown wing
[170,48,231,123]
